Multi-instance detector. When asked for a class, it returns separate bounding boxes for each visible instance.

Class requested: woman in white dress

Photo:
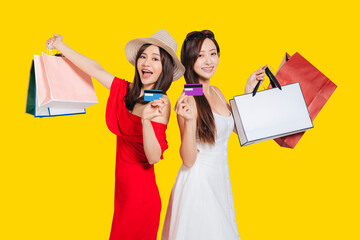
[162,30,266,240]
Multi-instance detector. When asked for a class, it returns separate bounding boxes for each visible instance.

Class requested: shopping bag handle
[252,67,282,97]
[46,42,64,57]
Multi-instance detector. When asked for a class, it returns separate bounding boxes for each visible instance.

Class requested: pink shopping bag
[33,53,98,117]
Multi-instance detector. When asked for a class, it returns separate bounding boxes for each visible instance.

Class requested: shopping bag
[26,52,98,117]
[25,60,36,115]
[26,59,54,117]
[230,68,313,147]
[272,52,337,148]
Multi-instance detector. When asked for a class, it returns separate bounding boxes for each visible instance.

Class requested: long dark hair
[181,30,220,145]
[125,44,175,111]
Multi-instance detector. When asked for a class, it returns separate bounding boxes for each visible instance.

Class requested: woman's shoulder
[111,77,130,92]
[113,76,128,83]
[211,85,226,99]
[160,94,171,111]
[162,94,171,104]
[211,85,223,94]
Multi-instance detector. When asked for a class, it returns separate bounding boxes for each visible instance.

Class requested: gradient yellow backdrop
[1,0,359,239]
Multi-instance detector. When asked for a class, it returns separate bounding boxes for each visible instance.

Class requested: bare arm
[142,119,163,164]
[46,34,114,89]
[175,94,198,168]
[178,115,198,167]
[142,97,170,164]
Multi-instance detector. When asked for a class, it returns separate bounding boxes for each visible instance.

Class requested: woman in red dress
[46,30,185,240]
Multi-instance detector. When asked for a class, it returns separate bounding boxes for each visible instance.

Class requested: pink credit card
[184,84,203,96]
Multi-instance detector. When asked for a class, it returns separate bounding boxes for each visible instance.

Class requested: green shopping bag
[25,60,35,115]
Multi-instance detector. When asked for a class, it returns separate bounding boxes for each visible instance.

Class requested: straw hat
[125,29,185,81]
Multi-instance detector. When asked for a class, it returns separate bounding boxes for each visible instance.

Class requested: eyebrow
[199,49,217,52]
[141,53,160,56]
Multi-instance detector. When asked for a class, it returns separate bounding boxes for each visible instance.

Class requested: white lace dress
[162,91,240,240]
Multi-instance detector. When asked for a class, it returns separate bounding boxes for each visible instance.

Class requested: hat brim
[125,37,185,81]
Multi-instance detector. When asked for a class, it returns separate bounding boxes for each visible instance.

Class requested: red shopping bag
[273,52,337,148]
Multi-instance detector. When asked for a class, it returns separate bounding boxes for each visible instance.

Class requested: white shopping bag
[230,68,313,147]
[31,52,98,117]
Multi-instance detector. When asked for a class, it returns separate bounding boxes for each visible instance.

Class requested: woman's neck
[140,83,155,97]
[199,78,211,96]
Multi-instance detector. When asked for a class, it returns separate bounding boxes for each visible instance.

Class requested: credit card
[144,89,163,101]
[184,84,203,96]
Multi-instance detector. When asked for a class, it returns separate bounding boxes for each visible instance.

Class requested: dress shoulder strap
[211,86,231,114]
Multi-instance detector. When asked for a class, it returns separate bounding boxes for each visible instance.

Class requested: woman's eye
[153,58,160,61]
[211,52,217,56]
[198,54,203,57]
[140,55,146,59]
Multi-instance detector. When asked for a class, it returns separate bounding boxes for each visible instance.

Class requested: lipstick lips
[141,69,153,79]
[201,66,214,73]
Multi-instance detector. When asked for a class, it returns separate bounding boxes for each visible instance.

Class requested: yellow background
[1,0,359,239]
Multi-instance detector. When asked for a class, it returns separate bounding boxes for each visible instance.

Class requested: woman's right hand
[46,34,63,50]
[244,65,267,94]
[174,93,193,121]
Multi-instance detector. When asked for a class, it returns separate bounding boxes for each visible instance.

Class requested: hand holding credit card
[144,89,163,101]
[184,84,203,96]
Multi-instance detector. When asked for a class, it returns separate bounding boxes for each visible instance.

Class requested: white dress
[162,90,240,240]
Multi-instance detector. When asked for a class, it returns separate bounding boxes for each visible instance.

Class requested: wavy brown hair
[181,30,220,145]
[124,44,175,111]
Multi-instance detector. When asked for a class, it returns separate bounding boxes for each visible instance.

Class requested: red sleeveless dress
[106,77,168,240]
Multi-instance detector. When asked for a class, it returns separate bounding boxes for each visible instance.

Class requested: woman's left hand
[244,65,268,94]
[142,97,167,121]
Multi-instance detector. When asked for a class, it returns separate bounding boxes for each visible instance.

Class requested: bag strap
[46,43,64,57]
[252,67,282,97]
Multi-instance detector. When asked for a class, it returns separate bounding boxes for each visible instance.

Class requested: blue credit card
[144,89,163,101]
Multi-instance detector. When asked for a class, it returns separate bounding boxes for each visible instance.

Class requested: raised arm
[174,94,198,168]
[46,34,114,89]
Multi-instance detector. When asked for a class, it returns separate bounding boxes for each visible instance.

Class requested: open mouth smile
[141,69,153,79]
[201,66,214,73]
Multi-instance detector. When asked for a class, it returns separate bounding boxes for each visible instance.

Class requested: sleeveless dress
[162,88,241,240]
[106,77,169,240]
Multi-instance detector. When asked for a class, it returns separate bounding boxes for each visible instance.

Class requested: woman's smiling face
[137,44,163,88]
[193,38,219,81]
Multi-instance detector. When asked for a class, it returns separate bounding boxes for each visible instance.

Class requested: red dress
[106,77,168,240]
